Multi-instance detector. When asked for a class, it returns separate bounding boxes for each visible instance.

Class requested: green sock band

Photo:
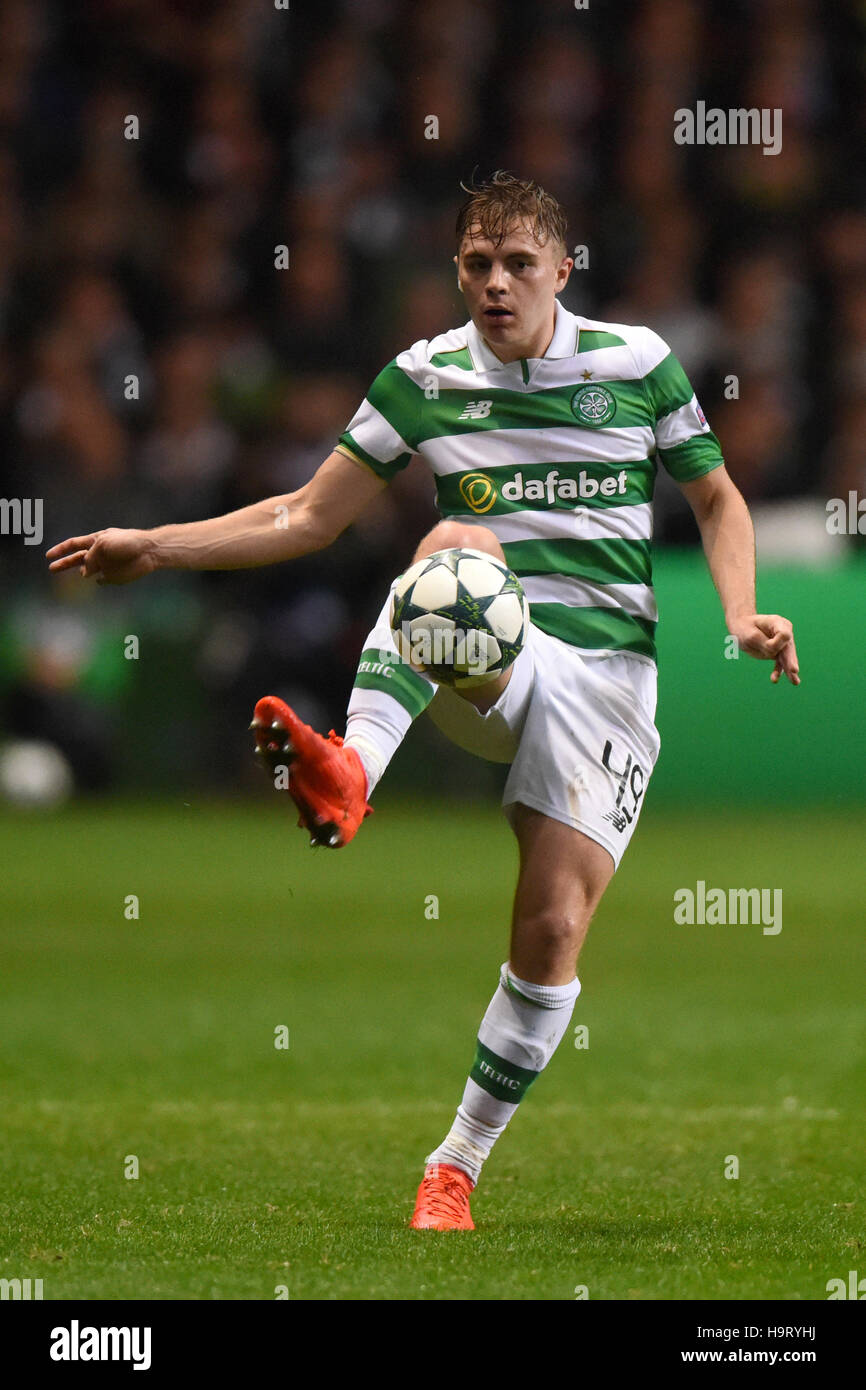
[469,1039,540,1104]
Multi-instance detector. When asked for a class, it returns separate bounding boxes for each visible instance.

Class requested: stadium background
[1,0,865,1307]
[0,0,864,806]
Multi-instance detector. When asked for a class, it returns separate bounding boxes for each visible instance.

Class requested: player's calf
[417,811,613,1211]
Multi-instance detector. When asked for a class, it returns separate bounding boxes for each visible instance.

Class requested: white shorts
[426,624,661,870]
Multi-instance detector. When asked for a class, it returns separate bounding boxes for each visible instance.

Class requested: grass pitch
[0,796,863,1300]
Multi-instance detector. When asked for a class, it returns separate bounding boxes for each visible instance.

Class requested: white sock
[344,695,414,797]
[344,583,435,797]
[426,963,581,1185]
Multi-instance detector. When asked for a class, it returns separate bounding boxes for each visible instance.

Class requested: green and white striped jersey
[337,301,723,666]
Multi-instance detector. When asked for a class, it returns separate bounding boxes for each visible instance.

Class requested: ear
[556,255,574,292]
[453,253,462,291]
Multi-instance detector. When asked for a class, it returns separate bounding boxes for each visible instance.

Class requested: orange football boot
[410,1163,475,1230]
[250,695,372,848]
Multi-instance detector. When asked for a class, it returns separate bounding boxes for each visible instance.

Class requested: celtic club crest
[571,384,617,426]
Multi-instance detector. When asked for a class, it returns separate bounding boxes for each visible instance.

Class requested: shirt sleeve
[336,358,424,482]
[637,327,725,483]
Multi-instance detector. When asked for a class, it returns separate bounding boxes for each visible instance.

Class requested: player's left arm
[678,465,800,685]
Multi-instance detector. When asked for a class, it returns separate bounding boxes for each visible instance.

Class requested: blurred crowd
[0,0,863,789]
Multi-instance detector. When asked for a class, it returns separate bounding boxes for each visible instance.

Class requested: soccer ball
[389,547,529,689]
[0,739,74,809]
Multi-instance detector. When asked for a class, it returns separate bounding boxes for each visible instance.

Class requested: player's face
[455,223,572,363]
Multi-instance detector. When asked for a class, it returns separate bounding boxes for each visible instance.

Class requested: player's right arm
[45,449,386,585]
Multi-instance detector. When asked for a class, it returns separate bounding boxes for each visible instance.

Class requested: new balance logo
[458,400,493,420]
[602,808,630,834]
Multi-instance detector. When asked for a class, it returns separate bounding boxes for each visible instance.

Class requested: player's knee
[413,519,505,564]
[518,909,587,970]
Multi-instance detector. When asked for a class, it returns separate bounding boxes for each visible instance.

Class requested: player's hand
[45,528,158,586]
[727,614,800,685]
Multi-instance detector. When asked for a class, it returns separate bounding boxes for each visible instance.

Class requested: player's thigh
[425,625,537,762]
[509,804,615,983]
[503,637,660,873]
